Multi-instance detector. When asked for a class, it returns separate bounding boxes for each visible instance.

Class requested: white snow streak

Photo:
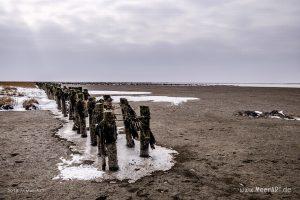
[89,90,151,95]
[96,95,199,105]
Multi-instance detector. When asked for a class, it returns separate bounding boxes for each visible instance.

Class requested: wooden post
[61,87,68,117]
[69,90,77,120]
[120,98,136,148]
[140,106,151,157]
[88,97,97,146]
[95,101,104,157]
[55,87,62,110]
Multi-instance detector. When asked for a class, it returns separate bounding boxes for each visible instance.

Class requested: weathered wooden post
[49,85,54,100]
[61,86,68,117]
[69,90,76,120]
[140,106,152,157]
[94,100,104,156]
[83,89,90,118]
[99,110,119,171]
[72,92,81,133]
[120,98,138,148]
[87,97,97,146]
[76,93,87,138]
[55,87,62,110]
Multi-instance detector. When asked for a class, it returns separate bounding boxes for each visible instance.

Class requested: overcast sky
[0,0,299,83]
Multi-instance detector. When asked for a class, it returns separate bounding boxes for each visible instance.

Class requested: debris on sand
[22,98,39,110]
[235,110,298,120]
[0,86,24,96]
[0,96,15,110]
[236,110,263,118]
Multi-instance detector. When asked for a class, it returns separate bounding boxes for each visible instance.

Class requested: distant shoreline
[0,81,300,88]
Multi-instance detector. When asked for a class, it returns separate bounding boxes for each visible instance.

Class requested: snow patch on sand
[96,95,199,105]
[53,155,104,180]
[56,165,104,180]
[254,111,262,115]
[112,135,177,181]
[54,119,177,181]
[278,110,285,115]
[0,87,58,111]
[89,90,151,95]
[17,87,46,98]
[90,90,198,105]
[270,116,281,119]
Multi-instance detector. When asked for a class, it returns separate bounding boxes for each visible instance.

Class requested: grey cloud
[0,0,299,82]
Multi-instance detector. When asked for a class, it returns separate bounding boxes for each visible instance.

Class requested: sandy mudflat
[0,84,300,199]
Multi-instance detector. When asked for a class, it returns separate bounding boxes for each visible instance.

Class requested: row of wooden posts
[36,82,156,171]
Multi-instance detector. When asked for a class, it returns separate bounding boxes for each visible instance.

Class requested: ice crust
[96,95,199,105]
[0,87,57,111]
[89,90,151,95]
[54,119,178,182]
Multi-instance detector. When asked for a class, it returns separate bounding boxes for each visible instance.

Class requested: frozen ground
[111,95,199,105]
[3,86,298,184]
[52,103,178,182]
[1,84,299,199]
[54,120,177,182]
[91,90,199,105]
[1,86,178,182]
[0,87,56,111]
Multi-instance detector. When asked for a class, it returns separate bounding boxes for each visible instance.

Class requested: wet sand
[1,84,300,199]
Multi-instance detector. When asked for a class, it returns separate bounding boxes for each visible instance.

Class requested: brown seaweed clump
[23,98,39,110]
[0,96,15,110]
